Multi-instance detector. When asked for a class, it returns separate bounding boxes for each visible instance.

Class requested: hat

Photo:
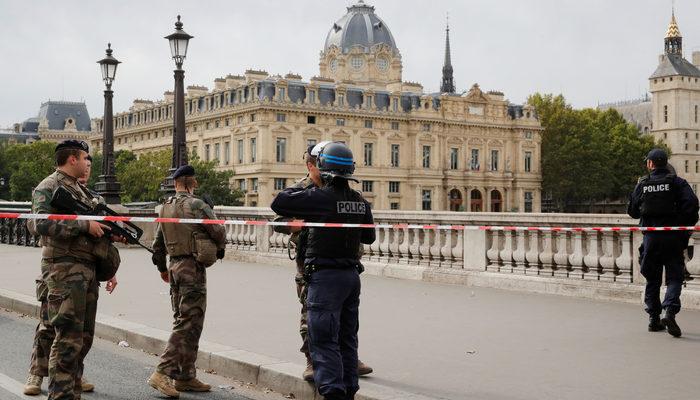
[172,165,195,180]
[55,140,89,153]
[645,148,668,166]
[310,141,331,157]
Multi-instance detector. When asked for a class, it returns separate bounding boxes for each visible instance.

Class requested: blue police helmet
[316,142,357,181]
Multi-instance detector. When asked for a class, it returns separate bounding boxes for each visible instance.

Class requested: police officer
[273,143,373,382]
[628,148,699,337]
[271,142,376,400]
[27,140,113,399]
[23,154,117,396]
[148,165,227,398]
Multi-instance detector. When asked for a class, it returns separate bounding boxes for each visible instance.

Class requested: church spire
[440,14,455,94]
[665,4,682,55]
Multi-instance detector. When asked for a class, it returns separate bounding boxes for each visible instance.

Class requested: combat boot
[148,371,180,398]
[358,360,373,376]
[648,315,665,332]
[174,378,211,392]
[23,374,42,396]
[303,356,314,382]
[80,377,95,392]
[661,310,682,338]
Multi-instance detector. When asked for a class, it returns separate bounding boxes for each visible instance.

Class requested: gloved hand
[152,252,167,271]
[217,248,226,260]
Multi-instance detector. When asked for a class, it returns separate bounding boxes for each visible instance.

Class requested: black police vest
[305,186,365,260]
[639,173,677,218]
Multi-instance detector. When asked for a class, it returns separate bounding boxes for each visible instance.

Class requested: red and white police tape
[0,212,698,232]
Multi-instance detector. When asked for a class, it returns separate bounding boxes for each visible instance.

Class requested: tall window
[389,181,400,193]
[214,143,220,164]
[391,144,400,167]
[237,140,244,164]
[471,149,480,170]
[696,160,698,173]
[224,142,230,165]
[392,98,399,112]
[338,94,345,107]
[524,192,533,213]
[309,90,316,104]
[205,144,210,162]
[364,143,373,166]
[422,145,431,168]
[276,113,286,122]
[274,178,286,191]
[685,160,689,173]
[524,151,532,172]
[238,179,246,191]
[664,105,668,123]
[450,148,459,170]
[422,189,432,211]
[250,138,257,162]
[490,150,499,171]
[362,181,374,193]
[336,118,345,126]
[391,121,399,130]
[251,178,259,192]
[695,105,698,123]
[278,87,286,102]
[365,96,373,109]
[276,138,287,163]
[364,119,373,129]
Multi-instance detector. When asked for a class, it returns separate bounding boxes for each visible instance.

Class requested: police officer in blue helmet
[628,148,699,337]
[271,141,375,400]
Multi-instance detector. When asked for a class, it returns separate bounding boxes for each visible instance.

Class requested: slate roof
[37,101,91,132]
[650,54,700,79]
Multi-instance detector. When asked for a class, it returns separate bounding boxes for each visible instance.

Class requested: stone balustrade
[2,202,698,292]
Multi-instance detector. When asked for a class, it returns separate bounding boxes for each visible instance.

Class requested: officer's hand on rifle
[110,234,128,244]
[88,221,110,238]
[160,271,169,283]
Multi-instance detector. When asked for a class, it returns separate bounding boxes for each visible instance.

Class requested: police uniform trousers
[157,256,207,381]
[306,267,361,399]
[43,258,98,400]
[640,233,685,316]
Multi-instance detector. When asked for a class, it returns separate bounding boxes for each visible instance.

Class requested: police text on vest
[337,201,366,214]
[643,184,670,193]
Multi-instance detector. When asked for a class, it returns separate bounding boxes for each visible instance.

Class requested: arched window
[449,189,462,211]
[470,189,483,212]
[490,190,502,212]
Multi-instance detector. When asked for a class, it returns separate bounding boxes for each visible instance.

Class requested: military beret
[173,165,195,179]
[645,148,668,166]
[55,139,89,153]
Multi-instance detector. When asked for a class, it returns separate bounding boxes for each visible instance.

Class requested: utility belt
[170,254,194,261]
[303,263,363,281]
[42,256,96,266]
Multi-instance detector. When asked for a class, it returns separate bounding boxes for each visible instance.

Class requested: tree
[189,155,244,206]
[115,150,171,203]
[1,141,56,201]
[528,93,668,212]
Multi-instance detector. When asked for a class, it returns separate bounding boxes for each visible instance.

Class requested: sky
[1,0,697,128]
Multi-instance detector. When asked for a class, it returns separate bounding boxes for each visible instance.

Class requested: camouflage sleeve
[27,185,89,238]
[151,224,167,273]
[192,199,227,247]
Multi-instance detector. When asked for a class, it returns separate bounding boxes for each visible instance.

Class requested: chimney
[164,91,174,103]
[225,74,245,88]
[186,85,209,98]
[214,78,226,91]
[13,123,20,133]
[693,51,700,68]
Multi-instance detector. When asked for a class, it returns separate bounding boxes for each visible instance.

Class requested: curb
[0,288,439,400]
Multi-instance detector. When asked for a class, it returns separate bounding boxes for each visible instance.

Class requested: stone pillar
[463,229,488,271]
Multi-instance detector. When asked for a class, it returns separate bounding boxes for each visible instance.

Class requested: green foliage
[189,154,244,206]
[115,150,171,203]
[0,141,56,201]
[87,151,102,187]
[528,93,669,211]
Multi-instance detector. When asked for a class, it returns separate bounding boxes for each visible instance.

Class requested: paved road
[0,308,290,400]
[2,245,700,399]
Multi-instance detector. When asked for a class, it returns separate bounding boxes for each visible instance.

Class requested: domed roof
[324,1,398,54]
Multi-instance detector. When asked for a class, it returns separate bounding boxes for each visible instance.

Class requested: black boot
[648,314,665,332]
[661,310,682,338]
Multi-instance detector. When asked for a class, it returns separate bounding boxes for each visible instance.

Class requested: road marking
[0,372,46,399]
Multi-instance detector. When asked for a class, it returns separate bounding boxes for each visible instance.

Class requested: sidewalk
[2,244,700,400]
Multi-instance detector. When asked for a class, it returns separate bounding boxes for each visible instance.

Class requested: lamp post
[95,43,122,204]
[161,15,193,195]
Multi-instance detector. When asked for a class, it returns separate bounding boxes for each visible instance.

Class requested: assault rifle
[50,186,154,253]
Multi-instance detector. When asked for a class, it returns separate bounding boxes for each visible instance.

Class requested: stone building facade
[90,1,542,211]
[16,101,92,143]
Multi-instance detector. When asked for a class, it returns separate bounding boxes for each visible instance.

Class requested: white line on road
[0,372,46,399]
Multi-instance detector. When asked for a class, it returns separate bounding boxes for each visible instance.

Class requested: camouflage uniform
[152,191,226,381]
[29,193,106,380]
[274,177,314,359]
[27,170,102,400]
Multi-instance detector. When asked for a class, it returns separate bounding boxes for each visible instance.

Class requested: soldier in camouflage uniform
[148,165,227,398]
[24,155,117,396]
[26,140,114,400]
[274,144,373,382]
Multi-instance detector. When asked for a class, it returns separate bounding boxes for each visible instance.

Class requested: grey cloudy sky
[1,0,696,127]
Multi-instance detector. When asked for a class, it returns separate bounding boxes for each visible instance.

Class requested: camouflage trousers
[295,260,310,358]
[157,257,207,381]
[38,259,98,400]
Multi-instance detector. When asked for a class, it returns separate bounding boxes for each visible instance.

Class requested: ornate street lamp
[161,15,193,195]
[95,43,122,204]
